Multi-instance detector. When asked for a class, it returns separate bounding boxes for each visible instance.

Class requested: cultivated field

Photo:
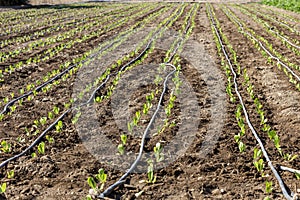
[0,2,299,200]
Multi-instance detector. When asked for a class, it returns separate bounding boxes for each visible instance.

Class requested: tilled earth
[0,2,299,200]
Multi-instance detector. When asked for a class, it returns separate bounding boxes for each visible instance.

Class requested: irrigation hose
[0,5,182,168]
[0,109,70,168]
[0,4,158,79]
[0,5,188,198]
[0,30,156,169]
[87,40,152,104]
[0,40,116,116]
[236,5,300,50]
[279,165,300,175]
[223,7,300,83]
[88,4,184,104]
[0,4,168,116]
[98,6,195,198]
[98,63,176,199]
[208,4,294,200]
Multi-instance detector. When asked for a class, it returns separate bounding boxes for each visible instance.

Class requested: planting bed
[0,2,299,200]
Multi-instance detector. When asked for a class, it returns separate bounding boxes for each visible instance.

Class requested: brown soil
[0,2,299,200]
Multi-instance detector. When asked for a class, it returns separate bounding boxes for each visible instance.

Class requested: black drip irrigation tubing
[0,6,160,116]
[223,7,300,83]
[270,15,300,36]
[207,5,295,200]
[87,39,153,104]
[1,13,104,42]
[1,3,159,65]
[98,63,176,199]
[0,39,117,116]
[235,5,300,50]
[279,165,300,175]
[0,5,135,38]
[98,7,194,198]
[0,109,70,168]
[87,3,179,105]
[0,41,147,168]
[0,13,173,168]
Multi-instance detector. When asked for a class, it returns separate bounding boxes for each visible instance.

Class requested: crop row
[0,4,135,49]
[0,4,166,117]
[111,3,193,162]
[0,4,145,64]
[0,4,176,195]
[218,4,297,160]
[221,4,300,157]
[208,4,298,200]
[236,5,300,54]
[0,4,170,120]
[251,4,300,24]
[0,3,158,86]
[1,4,122,32]
[94,4,198,199]
[222,5,300,92]
[249,5,300,37]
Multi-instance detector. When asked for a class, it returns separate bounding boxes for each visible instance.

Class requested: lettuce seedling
[10,105,16,113]
[147,159,156,184]
[7,170,14,179]
[0,183,6,194]
[48,112,54,120]
[17,136,25,143]
[120,134,127,145]
[53,106,60,115]
[234,134,240,143]
[238,141,246,153]
[39,117,47,126]
[38,142,45,154]
[34,120,39,127]
[253,148,262,160]
[0,141,11,153]
[154,142,164,162]
[118,144,125,155]
[71,112,81,124]
[127,122,133,134]
[87,177,97,191]
[55,121,63,132]
[254,158,264,174]
[283,153,297,162]
[154,75,163,86]
[95,168,107,191]
[267,130,276,140]
[265,181,272,194]
[18,99,23,106]
[31,152,36,158]
[46,135,54,143]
